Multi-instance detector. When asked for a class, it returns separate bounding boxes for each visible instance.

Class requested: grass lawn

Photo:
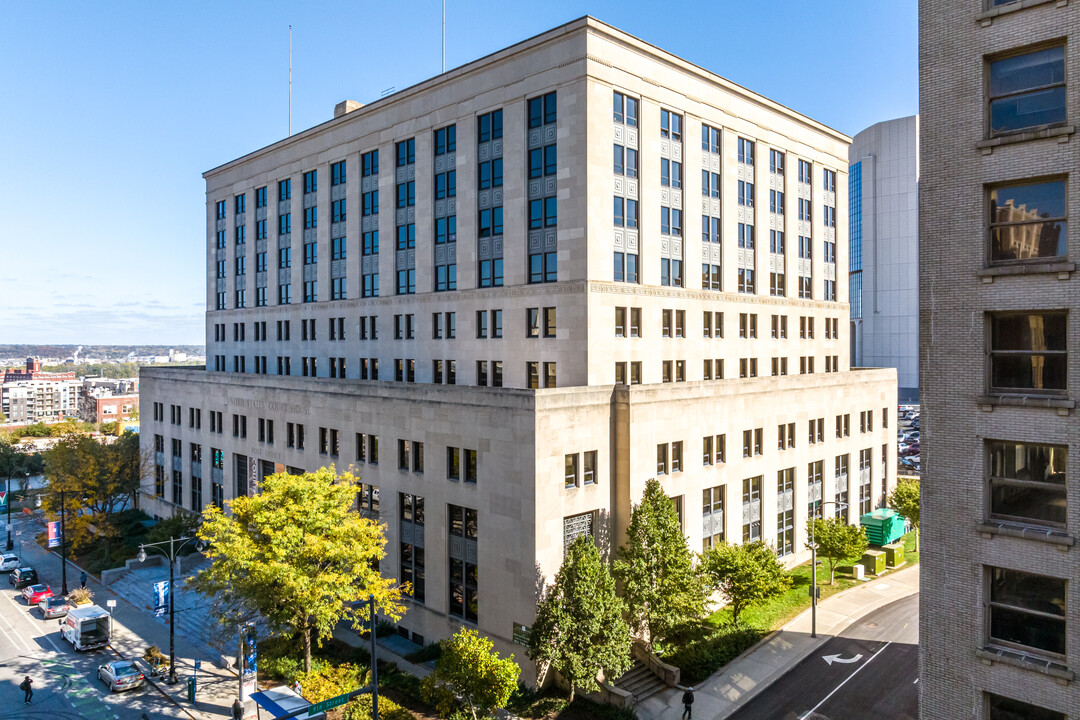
[666,530,920,686]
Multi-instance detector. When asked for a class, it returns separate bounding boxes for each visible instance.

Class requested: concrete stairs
[108,556,231,655]
[612,659,667,704]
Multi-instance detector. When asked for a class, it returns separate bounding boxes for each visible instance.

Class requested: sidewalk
[635,564,920,720]
[15,517,240,719]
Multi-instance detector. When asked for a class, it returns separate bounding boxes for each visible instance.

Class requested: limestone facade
[142,16,897,674]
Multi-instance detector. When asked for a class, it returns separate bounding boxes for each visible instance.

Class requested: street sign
[106,600,117,608]
[307,693,349,715]
[47,521,61,548]
[512,622,531,646]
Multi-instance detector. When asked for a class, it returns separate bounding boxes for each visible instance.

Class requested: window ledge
[977,125,1075,153]
[977,0,1064,24]
[978,261,1075,281]
[977,521,1074,547]
[976,646,1073,683]
[977,395,1074,412]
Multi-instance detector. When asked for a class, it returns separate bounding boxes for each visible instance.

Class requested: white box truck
[59,605,110,651]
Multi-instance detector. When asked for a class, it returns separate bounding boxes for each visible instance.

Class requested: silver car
[0,554,19,573]
[97,660,145,692]
[38,596,70,619]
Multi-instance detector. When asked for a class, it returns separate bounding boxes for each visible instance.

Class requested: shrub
[403,641,442,664]
[343,694,413,720]
[662,626,765,686]
[67,587,93,605]
[295,662,367,704]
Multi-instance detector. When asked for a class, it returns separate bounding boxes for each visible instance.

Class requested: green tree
[613,478,705,647]
[190,467,405,672]
[888,478,920,552]
[528,535,632,701]
[421,628,520,720]
[701,541,792,628]
[0,437,29,491]
[42,432,144,553]
[807,517,868,584]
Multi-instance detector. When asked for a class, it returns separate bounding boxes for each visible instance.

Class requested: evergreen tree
[528,535,632,701]
[613,478,705,647]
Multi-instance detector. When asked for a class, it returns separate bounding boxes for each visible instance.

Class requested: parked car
[21,584,52,605]
[901,444,921,457]
[0,554,20,573]
[38,596,70,619]
[97,660,145,692]
[9,567,38,589]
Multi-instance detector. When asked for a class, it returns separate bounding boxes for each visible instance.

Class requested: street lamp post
[809,500,848,639]
[138,535,205,684]
[4,468,27,552]
[60,490,68,595]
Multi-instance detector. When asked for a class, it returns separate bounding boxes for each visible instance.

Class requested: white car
[0,554,19,573]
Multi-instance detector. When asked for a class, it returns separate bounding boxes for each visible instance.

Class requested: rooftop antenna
[442,0,445,73]
[289,25,293,136]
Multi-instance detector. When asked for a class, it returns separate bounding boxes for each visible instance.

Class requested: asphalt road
[0,514,186,720]
[727,593,919,720]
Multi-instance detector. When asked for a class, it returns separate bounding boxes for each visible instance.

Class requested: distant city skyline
[0,1,916,344]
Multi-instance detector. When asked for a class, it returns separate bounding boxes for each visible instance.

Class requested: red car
[22,584,52,605]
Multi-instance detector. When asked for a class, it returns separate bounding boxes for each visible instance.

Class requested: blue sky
[0,1,916,346]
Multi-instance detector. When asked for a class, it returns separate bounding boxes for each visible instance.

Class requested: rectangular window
[657,444,668,475]
[987,566,1066,656]
[399,493,425,603]
[331,160,346,186]
[660,109,682,141]
[986,694,1065,720]
[742,476,762,542]
[448,505,478,623]
[565,454,579,487]
[989,178,1067,263]
[701,486,726,551]
[990,312,1067,393]
[737,138,755,165]
[989,45,1066,136]
[988,440,1066,527]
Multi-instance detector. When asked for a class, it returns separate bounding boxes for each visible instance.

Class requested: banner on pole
[152,580,170,618]
[0,490,7,508]
[241,622,258,699]
[47,521,61,548]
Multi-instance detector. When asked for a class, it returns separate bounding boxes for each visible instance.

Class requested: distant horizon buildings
[0,357,80,424]
[847,115,918,403]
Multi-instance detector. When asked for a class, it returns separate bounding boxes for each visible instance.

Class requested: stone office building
[921,1,1079,719]
[142,16,895,673]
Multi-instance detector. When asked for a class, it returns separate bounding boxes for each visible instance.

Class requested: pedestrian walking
[20,675,33,704]
[681,686,694,720]
[79,571,87,588]
[232,698,245,720]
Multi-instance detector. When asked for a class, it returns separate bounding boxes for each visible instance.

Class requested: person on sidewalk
[79,571,87,588]
[20,675,33,704]
[232,698,244,720]
[291,679,303,697]
[681,686,694,720]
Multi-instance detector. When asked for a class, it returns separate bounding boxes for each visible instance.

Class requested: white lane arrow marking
[822,653,863,665]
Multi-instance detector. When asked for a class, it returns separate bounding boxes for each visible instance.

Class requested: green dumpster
[860,509,905,546]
